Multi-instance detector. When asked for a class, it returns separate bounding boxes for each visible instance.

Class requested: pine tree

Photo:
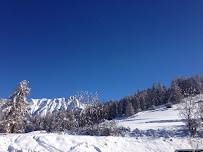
[139,91,147,111]
[134,93,141,113]
[163,86,170,104]
[109,100,118,119]
[118,100,123,117]
[122,96,130,114]
[169,79,182,103]
[145,88,152,109]
[1,80,31,133]
[125,101,135,117]
[157,82,166,105]
[151,82,158,106]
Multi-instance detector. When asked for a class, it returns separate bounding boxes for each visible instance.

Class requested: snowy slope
[28,96,85,117]
[0,94,202,151]
[118,104,184,130]
[118,94,203,131]
[0,131,193,152]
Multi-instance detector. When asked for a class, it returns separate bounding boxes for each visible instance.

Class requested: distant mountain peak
[28,96,85,117]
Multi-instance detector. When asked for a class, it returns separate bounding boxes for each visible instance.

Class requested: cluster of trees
[103,74,203,120]
[176,74,203,96]
[0,74,202,135]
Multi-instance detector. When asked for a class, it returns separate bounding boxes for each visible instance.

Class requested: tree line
[103,74,203,119]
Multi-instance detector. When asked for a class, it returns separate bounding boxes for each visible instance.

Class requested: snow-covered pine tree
[169,79,182,103]
[1,80,31,133]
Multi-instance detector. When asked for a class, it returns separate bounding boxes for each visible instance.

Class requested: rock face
[28,96,85,117]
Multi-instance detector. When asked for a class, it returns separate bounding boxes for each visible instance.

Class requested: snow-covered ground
[0,131,193,152]
[0,94,202,152]
[118,104,184,130]
[118,94,203,131]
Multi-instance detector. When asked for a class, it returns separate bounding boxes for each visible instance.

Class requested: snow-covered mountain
[28,96,85,117]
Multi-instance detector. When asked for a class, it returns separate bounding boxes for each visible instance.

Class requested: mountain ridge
[28,96,85,117]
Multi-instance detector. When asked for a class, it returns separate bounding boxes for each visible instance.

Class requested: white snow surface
[117,104,184,130]
[0,94,202,151]
[0,131,192,152]
[28,96,85,117]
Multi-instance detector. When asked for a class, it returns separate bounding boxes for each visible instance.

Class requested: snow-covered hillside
[0,94,202,151]
[28,96,85,117]
[118,104,184,130]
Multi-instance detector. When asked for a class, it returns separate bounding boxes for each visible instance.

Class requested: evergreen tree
[122,96,130,114]
[163,86,170,104]
[1,80,31,133]
[157,82,166,105]
[118,100,123,117]
[169,79,182,103]
[139,92,146,111]
[151,82,158,106]
[125,101,134,117]
[134,93,141,113]
[145,88,152,109]
[109,99,118,119]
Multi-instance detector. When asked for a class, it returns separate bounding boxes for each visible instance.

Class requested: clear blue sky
[0,0,203,101]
